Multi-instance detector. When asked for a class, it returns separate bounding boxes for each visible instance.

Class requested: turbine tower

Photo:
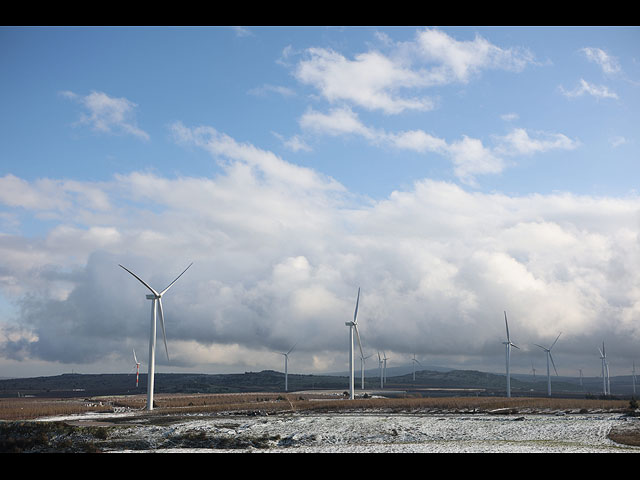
[598,342,610,396]
[120,262,193,411]
[279,343,296,392]
[360,353,372,390]
[534,332,561,397]
[412,353,422,381]
[377,351,384,388]
[502,311,519,398]
[345,287,364,399]
[383,351,389,385]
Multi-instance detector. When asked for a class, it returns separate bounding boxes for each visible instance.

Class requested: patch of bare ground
[608,422,640,447]
[1,392,637,421]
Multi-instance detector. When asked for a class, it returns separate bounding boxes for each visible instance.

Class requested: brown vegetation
[0,392,634,421]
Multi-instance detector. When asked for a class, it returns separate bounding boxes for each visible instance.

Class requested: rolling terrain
[0,367,633,400]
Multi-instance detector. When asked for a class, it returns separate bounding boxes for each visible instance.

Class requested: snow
[40,410,640,453]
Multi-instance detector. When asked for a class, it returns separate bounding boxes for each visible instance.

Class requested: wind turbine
[502,311,519,398]
[131,348,141,388]
[530,361,537,381]
[382,351,389,385]
[534,332,561,397]
[412,353,422,381]
[377,351,384,388]
[579,369,584,391]
[345,288,364,399]
[360,353,373,390]
[119,262,193,411]
[279,343,296,392]
[598,342,610,396]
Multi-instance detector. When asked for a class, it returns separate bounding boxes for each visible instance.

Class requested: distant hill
[0,368,633,399]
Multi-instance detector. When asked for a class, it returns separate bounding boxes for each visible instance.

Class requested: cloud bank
[1,125,639,376]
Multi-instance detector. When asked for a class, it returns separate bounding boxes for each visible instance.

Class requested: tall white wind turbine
[120,262,193,411]
[502,311,520,398]
[598,342,610,396]
[345,288,364,399]
[377,351,384,388]
[412,353,422,381]
[534,332,561,397]
[279,343,296,392]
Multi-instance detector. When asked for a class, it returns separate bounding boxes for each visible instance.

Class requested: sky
[1,26,639,381]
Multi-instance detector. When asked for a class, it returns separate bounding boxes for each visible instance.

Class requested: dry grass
[1,392,633,421]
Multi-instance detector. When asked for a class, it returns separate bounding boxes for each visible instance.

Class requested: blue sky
[1,26,639,381]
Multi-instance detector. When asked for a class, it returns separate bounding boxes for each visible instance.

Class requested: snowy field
[42,410,640,453]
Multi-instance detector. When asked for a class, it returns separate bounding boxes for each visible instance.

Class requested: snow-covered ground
[41,410,640,453]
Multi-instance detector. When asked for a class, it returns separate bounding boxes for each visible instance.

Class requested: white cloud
[560,79,619,100]
[292,29,536,114]
[494,128,580,156]
[413,29,535,83]
[580,47,621,75]
[299,107,377,139]
[295,48,435,114]
[447,136,504,186]
[63,90,150,140]
[1,130,639,376]
[297,108,577,185]
[247,84,296,97]
[610,136,628,148]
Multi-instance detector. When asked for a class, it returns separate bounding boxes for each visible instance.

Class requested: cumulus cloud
[61,90,150,140]
[292,28,536,114]
[0,128,639,376]
[296,109,577,185]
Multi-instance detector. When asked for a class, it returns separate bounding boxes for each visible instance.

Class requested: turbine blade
[550,332,562,350]
[119,264,158,296]
[157,298,169,362]
[133,348,138,364]
[353,287,360,323]
[504,311,510,342]
[354,324,364,359]
[160,262,193,296]
[549,353,558,376]
[287,342,297,356]
[511,342,520,349]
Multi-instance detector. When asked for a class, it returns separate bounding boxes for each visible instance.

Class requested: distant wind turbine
[360,353,373,390]
[345,288,364,400]
[119,262,193,411]
[279,343,296,392]
[502,311,520,398]
[531,361,537,381]
[534,332,561,397]
[598,342,610,396]
[377,351,384,388]
[412,353,422,381]
[383,351,389,385]
[131,348,141,388]
[579,369,584,391]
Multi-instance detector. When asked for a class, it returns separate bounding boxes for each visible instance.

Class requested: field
[2,391,640,452]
